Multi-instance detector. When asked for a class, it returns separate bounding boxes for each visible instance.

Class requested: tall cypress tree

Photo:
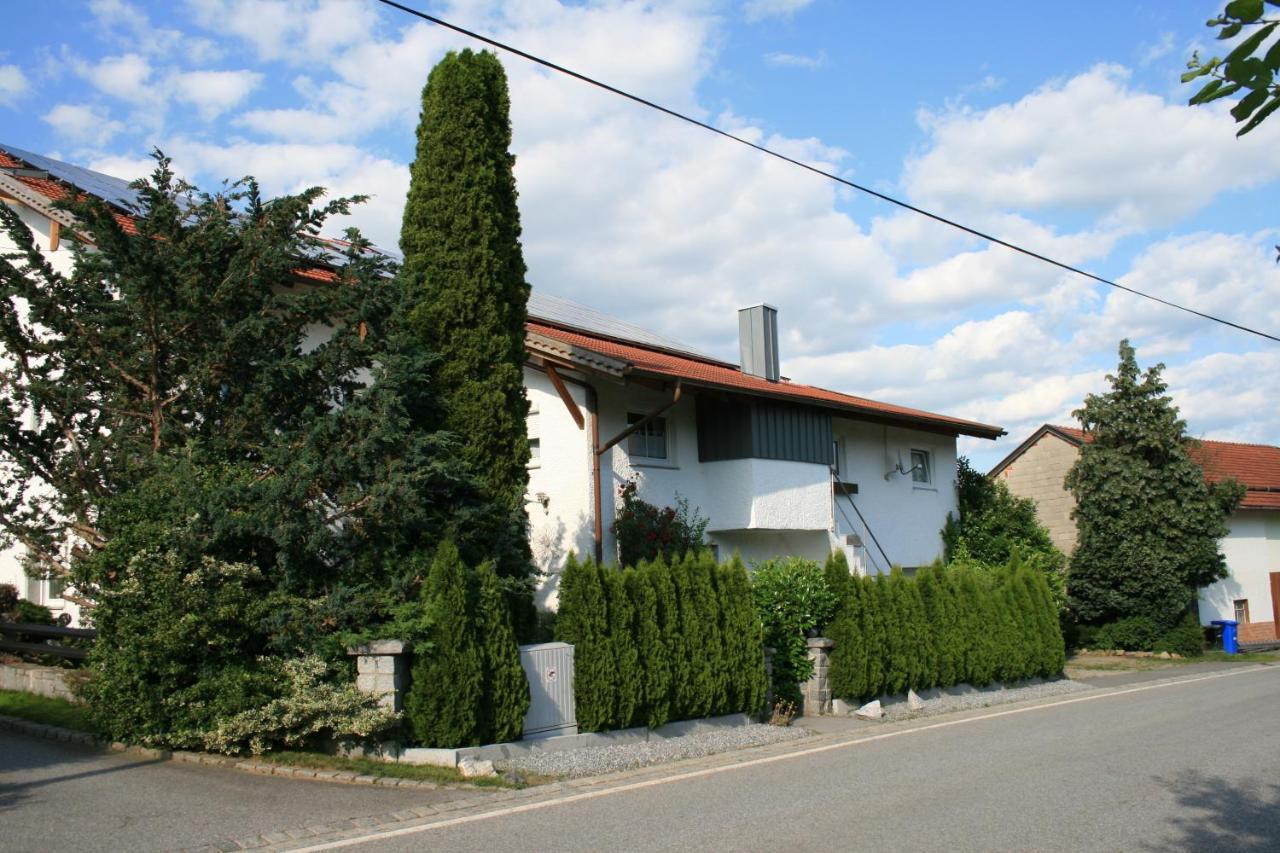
[400,49,535,634]
[604,568,642,728]
[1065,340,1243,628]
[646,557,684,723]
[626,564,671,729]
[828,571,869,701]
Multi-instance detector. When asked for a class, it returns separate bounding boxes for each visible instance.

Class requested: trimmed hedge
[556,551,767,732]
[829,559,1065,702]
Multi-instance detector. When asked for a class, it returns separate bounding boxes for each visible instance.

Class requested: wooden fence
[0,621,96,661]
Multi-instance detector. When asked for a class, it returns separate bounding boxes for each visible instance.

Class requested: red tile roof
[1048,425,1280,510]
[7,172,138,235]
[0,151,22,169]
[528,320,1004,439]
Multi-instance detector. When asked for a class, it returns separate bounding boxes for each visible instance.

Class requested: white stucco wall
[527,373,965,598]
[831,419,959,570]
[0,202,83,623]
[1198,511,1280,632]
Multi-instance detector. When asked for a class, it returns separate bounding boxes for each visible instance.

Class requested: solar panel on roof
[527,292,726,364]
[0,143,141,210]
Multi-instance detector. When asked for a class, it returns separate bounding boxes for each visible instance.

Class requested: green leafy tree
[473,560,530,744]
[554,555,615,732]
[1183,0,1280,136]
[399,48,535,633]
[943,458,1067,614]
[751,556,839,706]
[1065,341,1244,628]
[611,480,710,568]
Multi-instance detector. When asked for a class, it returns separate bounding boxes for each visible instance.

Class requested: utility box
[518,642,577,739]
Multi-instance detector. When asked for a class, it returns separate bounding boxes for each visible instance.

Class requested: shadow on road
[0,732,164,813]
[1148,770,1280,851]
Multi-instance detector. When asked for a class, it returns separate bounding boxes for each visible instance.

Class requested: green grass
[1066,649,1279,673]
[259,750,525,788]
[0,689,96,733]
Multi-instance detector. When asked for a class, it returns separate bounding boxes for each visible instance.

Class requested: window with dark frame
[1234,599,1249,623]
[910,449,931,485]
[626,412,668,460]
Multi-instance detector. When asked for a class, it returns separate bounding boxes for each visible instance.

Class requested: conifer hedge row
[556,551,768,732]
[827,558,1065,702]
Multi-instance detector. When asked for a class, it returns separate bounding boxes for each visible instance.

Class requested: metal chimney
[738,304,779,382]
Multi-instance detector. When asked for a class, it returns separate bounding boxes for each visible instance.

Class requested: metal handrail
[831,486,892,573]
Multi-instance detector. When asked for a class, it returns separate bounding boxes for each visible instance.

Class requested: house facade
[524,296,1004,608]
[0,143,1006,620]
[992,424,1280,643]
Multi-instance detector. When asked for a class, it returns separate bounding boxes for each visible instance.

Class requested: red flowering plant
[610,479,710,567]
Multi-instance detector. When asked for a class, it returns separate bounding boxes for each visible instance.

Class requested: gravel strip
[497,724,808,779]
[876,677,1093,722]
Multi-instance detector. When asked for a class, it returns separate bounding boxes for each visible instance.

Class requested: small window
[910,449,931,485]
[528,437,541,460]
[831,439,843,477]
[627,413,668,460]
[1234,599,1249,623]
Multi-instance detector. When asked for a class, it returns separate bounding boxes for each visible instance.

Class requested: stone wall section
[0,661,77,702]
[995,433,1080,555]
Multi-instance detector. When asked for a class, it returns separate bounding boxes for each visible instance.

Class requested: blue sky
[1,1,1277,469]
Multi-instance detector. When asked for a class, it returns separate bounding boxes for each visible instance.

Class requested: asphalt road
[3,666,1277,852]
[305,665,1280,853]
[0,735,491,852]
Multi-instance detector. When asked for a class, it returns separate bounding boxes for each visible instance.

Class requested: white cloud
[42,103,125,146]
[744,0,816,22]
[764,50,825,70]
[84,53,154,103]
[186,0,381,63]
[1139,31,1175,67]
[171,69,262,118]
[905,64,1280,229]
[86,153,157,182]
[0,64,29,107]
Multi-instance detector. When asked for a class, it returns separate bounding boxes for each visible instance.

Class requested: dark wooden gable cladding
[696,391,833,465]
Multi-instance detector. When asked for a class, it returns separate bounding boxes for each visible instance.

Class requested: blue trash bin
[1210,619,1239,654]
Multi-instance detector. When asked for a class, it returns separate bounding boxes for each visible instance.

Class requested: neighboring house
[992,424,1280,642]
[0,143,1007,619]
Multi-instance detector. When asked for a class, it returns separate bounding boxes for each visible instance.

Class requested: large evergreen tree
[399,48,535,632]
[1065,340,1243,627]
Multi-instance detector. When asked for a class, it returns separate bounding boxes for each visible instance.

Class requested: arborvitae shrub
[555,555,615,732]
[828,572,869,701]
[646,557,683,725]
[472,560,530,744]
[406,541,483,748]
[717,557,768,716]
[556,552,761,729]
[604,568,642,728]
[626,565,671,728]
[861,574,889,699]
[823,550,853,618]
[881,571,912,696]
[900,572,934,690]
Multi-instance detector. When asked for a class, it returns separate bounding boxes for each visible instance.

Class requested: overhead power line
[374,0,1280,345]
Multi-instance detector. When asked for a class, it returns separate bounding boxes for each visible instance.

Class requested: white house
[0,143,1007,620]
[524,296,1005,608]
[992,424,1280,644]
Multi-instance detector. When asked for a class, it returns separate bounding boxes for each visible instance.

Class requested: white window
[626,413,669,461]
[1234,599,1249,623]
[910,449,932,485]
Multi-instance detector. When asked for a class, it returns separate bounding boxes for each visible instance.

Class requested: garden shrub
[611,480,709,568]
[79,549,275,748]
[203,656,397,755]
[405,541,483,748]
[0,583,19,616]
[751,556,839,706]
[557,552,763,731]
[828,557,1064,703]
[1153,612,1205,658]
[1095,616,1163,652]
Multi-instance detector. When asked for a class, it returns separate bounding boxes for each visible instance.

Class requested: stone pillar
[348,640,409,712]
[801,637,834,717]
